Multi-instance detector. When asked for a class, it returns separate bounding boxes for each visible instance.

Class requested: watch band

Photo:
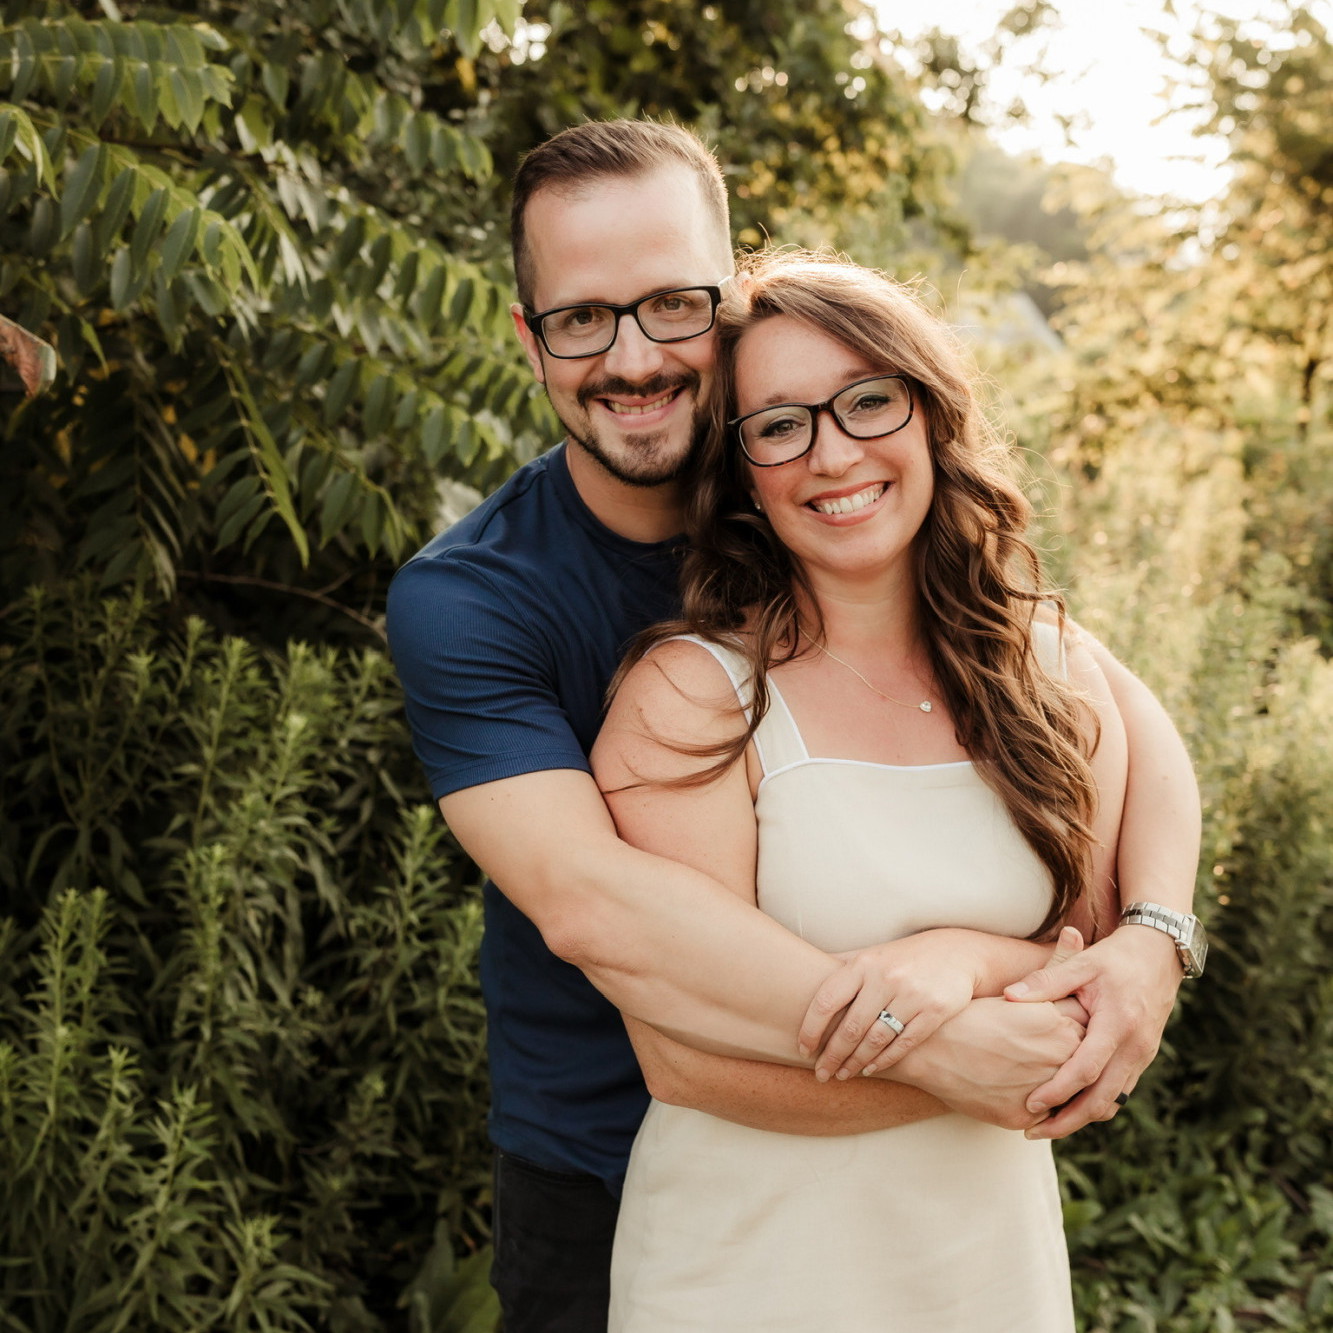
[1119,902,1207,978]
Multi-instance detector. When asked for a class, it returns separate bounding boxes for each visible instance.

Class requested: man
[387,119,1202,1330]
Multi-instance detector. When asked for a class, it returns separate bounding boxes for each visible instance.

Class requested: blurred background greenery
[1,1,1330,1329]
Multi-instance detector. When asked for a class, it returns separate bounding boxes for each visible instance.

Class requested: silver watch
[1119,902,1207,979]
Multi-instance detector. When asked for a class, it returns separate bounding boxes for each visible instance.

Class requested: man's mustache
[577,372,700,409]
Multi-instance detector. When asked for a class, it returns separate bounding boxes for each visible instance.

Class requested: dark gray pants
[491,1150,620,1332]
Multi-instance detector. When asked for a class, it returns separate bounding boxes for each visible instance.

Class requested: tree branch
[177,570,385,640]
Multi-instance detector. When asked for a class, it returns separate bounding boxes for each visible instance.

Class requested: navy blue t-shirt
[386,444,682,1192]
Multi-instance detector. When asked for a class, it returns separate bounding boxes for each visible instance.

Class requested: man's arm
[441,767,844,1062]
[1006,632,1202,1138]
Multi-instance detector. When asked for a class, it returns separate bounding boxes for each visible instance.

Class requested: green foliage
[0,0,545,609]
[0,584,495,1330]
[1173,6,1333,433]
[472,0,946,253]
[978,15,1333,1313]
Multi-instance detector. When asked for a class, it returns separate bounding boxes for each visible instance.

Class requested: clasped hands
[797,923,1180,1137]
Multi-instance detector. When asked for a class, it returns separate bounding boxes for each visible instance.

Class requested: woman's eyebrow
[745,369,888,409]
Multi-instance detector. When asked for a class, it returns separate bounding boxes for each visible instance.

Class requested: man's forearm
[442,771,840,1064]
[551,834,843,1062]
[1086,639,1201,914]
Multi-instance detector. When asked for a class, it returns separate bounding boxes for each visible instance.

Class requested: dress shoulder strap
[660,635,809,777]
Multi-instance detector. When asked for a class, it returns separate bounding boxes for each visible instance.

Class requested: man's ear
[511,303,546,385]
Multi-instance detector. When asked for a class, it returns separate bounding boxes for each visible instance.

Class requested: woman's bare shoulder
[615,636,748,733]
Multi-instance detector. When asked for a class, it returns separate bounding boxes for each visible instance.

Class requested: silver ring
[876,1009,905,1036]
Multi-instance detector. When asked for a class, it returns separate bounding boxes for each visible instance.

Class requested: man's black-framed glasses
[525,284,725,359]
[731,375,915,467]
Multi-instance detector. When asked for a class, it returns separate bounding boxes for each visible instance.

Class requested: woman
[591,250,1127,1330]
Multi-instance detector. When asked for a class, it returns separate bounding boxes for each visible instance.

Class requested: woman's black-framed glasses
[524,284,726,359]
[731,375,915,467]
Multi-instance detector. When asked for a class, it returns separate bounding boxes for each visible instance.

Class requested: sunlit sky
[878,0,1333,202]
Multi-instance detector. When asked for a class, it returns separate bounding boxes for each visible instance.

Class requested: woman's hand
[800,926,1086,1083]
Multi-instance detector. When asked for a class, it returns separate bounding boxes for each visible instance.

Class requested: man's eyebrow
[540,281,718,311]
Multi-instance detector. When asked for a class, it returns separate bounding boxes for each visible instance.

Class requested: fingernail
[797,1044,809,1058]
[815,1068,829,1083]
[1007,982,1029,998]
[1028,1101,1047,1114]
[835,1069,849,1081]
[862,1064,877,1077]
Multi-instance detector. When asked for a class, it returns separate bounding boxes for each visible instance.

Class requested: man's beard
[557,372,706,489]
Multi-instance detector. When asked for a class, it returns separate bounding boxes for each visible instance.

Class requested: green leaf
[215,478,267,548]
[93,166,136,256]
[404,114,430,174]
[393,249,420,303]
[71,220,96,290]
[169,68,203,134]
[261,60,289,109]
[152,265,183,349]
[330,213,366,273]
[294,341,330,388]
[224,358,310,564]
[108,246,133,309]
[158,206,202,283]
[53,50,79,105]
[449,275,474,326]
[358,490,384,553]
[319,469,358,546]
[158,59,182,129]
[201,218,222,269]
[27,195,57,255]
[421,403,448,465]
[415,262,447,332]
[428,121,456,172]
[362,372,393,436]
[236,95,273,153]
[453,0,482,58]
[60,142,107,239]
[126,41,158,131]
[323,361,359,424]
[1,104,58,191]
[9,27,39,104]
[361,231,393,298]
[130,186,169,271]
[89,53,126,126]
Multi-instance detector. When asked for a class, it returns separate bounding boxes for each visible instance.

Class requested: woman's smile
[805,481,889,518]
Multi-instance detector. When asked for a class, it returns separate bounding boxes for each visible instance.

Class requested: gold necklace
[799,628,934,713]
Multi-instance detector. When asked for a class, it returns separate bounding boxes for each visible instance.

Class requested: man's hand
[1003,923,1182,1138]
[889,996,1088,1131]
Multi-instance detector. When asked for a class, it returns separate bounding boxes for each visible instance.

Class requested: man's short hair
[510,119,731,310]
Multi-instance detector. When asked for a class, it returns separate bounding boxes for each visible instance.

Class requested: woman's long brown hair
[614,249,1100,938]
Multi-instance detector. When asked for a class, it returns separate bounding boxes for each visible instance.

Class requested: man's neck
[564,441,686,544]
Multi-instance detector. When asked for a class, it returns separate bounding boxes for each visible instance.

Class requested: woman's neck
[794,571,927,662]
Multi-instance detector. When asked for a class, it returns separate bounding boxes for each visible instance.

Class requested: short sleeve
[387,555,591,800]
